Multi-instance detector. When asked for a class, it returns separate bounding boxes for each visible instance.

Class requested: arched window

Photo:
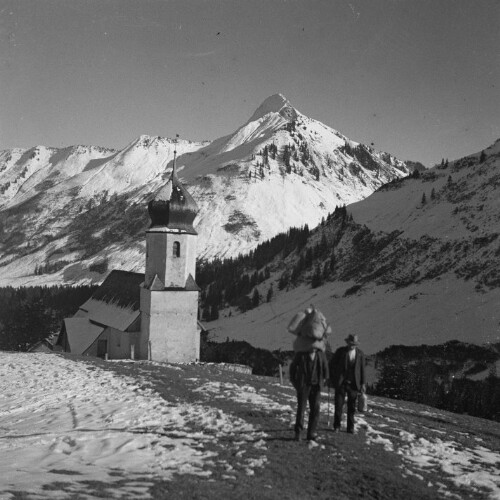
[173,241,180,258]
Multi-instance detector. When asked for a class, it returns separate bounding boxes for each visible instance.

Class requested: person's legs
[333,385,346,430]
[306,384,321,440]
[294,384,310,439]
[346,386,358,433]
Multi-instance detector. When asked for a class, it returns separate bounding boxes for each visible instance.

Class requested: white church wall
[145,231,196,287]
[140,288,199,363]
[107,327,136,359]
[85,327,135,360]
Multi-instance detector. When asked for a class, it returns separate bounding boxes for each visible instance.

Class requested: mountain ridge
[0,94,416,287]
[199,139,500,354]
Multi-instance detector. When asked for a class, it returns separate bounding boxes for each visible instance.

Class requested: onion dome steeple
[147,141,198,233]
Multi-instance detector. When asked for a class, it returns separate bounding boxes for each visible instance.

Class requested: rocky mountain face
[203,139,500,355]
[0,94,414,287]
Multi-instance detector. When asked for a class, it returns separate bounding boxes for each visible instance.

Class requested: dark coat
[289,351,329,390]
[329,346,366,391]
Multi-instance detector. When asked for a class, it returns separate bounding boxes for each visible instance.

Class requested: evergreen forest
[371,342,500,422]
[0,285,97,351]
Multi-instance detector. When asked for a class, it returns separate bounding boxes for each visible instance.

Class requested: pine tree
[311,263,323,288]
[421,192,427,205]
[266,284,274,302]
[319,234,328,255]
[305,248,313,268]
[264,267,270,280]
[251,288,260,308]
[322,262,330,281]
[329,254,336,273]
[210,305,219,321]
[202,305,211,322]
[278,272,290,290]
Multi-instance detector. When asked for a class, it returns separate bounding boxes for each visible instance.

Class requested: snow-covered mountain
[205,139,500,354]
[0,94,415,287]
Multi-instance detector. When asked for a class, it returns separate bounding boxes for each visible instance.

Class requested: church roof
[91,270,144,310]
[184,273,201,292]
[77,270,143,331]
[62,318,104,354]
[79,299,140,331]
[78,269,199,329]
[147,163,198,233]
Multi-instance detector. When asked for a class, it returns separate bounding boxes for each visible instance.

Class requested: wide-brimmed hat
[345,334,359,345]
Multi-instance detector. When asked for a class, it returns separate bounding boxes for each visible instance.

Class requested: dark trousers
[294,384,321,440]
[334,383,358,432]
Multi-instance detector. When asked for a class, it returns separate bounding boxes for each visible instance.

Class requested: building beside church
[55,160,201,363]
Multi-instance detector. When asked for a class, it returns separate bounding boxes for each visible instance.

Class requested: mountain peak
[248,93,297,123]
[257,93,290,111]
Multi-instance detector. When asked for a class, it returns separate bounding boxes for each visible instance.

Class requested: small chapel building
[55,161,201,363]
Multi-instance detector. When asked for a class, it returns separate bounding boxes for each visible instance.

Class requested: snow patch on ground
[191,380,293,413]
[358,404,500,499]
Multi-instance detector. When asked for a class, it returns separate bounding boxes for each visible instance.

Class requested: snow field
[1,353,499,499]
[0,353,267,499]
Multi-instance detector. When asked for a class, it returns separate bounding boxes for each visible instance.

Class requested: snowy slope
[349,138,500,240]
[207,139,500,354]
[1,352,499,499]
[0,94,414,287]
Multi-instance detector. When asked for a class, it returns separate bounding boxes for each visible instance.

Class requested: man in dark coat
[289,349,329,445]
[330,334,366,434]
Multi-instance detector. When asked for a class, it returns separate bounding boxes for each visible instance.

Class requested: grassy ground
[19,358,500,500]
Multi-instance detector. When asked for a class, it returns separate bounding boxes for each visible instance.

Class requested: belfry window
[173,241,181,258]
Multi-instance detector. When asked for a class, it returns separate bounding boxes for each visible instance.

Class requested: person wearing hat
[329,334,366,434]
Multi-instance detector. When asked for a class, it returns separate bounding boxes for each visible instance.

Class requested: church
[55,159,201,363]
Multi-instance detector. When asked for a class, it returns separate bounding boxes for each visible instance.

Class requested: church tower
[138,149,200,363]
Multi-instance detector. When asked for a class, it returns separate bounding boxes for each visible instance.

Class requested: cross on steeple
[172,134,180,178]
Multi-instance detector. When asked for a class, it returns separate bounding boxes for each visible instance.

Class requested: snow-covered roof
[74,270,143,331]
[90,270,144,310]
[78,299,140,332]
[62,318,104,354]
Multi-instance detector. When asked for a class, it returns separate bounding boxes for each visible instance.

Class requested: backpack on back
[287,311,306,335]
[299,307,327,340]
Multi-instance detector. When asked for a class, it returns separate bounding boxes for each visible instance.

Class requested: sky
[0,0,498,167]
